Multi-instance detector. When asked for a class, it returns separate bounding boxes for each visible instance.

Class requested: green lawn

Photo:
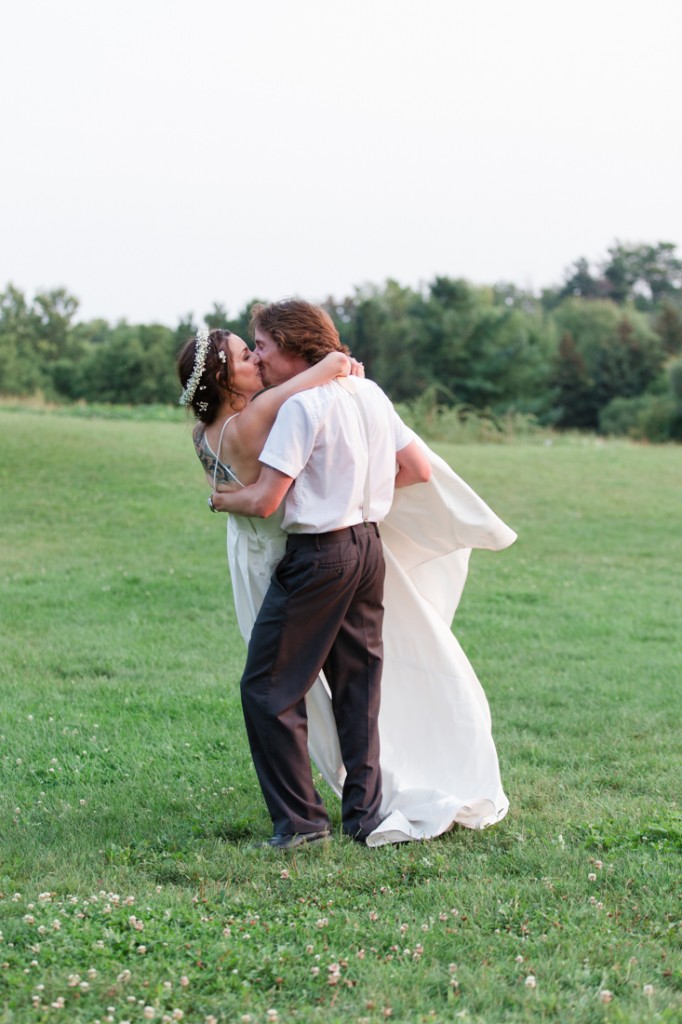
[0,410,680,1023]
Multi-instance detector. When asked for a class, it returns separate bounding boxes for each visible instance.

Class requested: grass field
[0,409,680,1023]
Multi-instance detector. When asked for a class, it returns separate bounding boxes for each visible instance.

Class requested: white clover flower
[525,974,537,989]
[180,975,189,987]
[643,984,654,996]
[599,990,613,1003]
[588,873,597,882]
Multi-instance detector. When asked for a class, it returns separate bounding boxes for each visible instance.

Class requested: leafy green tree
[592,316,663,409]
[0,285,42,394]
[550,331,595,427]
[0,284,82,397]
[557,258,605,302]
[77,322,177,404]
[551,299,664,428]
[419,278,555,415]
[653,299,682,355]
[602,241,682,307]
[328,281,431,400]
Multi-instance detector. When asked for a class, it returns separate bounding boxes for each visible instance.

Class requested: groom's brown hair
[250,299,349,365]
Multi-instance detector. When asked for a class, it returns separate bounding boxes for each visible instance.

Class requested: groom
[211,299,431,847]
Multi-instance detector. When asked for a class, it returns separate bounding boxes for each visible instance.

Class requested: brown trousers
[240,523,385,840]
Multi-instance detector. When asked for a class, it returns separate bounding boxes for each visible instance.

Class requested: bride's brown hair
[177,328,245,425]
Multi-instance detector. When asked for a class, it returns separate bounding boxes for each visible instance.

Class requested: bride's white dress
[225,443,516,847]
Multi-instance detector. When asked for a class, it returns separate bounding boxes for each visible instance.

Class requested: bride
[178,325,516,846]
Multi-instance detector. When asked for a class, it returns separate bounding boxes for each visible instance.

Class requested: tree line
[1,241,681,441]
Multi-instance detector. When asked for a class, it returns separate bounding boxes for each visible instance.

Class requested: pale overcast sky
[3,0,681,325]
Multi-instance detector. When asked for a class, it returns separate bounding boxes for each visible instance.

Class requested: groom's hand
[210,466,294,518]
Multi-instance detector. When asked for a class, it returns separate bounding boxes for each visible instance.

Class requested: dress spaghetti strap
[207,414,245,490]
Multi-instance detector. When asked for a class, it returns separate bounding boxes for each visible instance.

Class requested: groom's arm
[394,440,432,489]
[210,465,293,518]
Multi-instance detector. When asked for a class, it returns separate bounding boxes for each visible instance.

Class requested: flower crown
[179,327,210,407]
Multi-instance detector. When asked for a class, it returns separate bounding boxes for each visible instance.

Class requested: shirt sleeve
[392,407,416,452]
[258,395,317,479]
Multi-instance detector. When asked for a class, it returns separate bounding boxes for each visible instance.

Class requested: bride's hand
[320,351,351,377]
[349,357,365,378]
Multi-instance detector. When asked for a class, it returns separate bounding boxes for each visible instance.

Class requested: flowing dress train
[225,443,516,847]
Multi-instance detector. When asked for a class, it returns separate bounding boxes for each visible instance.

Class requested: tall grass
[0,409,680,1023]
